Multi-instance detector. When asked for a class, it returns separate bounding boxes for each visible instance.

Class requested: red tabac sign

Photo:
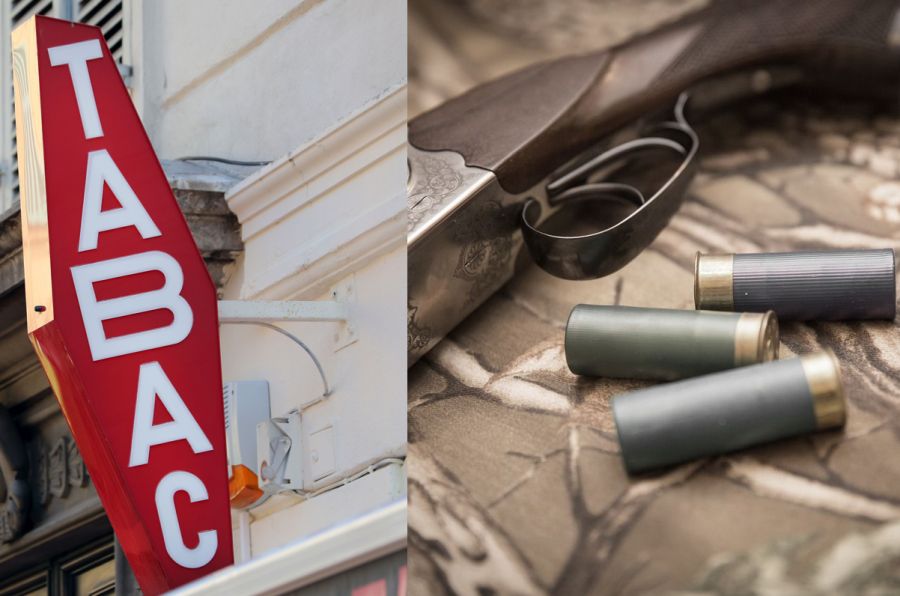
[12,16,233,593]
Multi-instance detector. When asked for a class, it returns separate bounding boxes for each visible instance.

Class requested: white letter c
[155,470,218,569]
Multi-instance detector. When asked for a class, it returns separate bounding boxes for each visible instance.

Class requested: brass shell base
[734,311,779,366]
[695,252,734,310]
[800,350,846,430]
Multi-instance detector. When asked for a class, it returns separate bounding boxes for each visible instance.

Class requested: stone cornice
[0,162,245,298]
[225,84,406,300]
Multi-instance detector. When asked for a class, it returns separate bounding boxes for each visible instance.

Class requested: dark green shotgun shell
[565,305,778,380]
[613,350,846,474]
[695,249,896,320]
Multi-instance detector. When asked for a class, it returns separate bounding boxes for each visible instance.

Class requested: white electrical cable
[220,321,331,397]
[292,457,406,500]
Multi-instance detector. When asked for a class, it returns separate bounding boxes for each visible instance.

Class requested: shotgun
[407,0,900,364]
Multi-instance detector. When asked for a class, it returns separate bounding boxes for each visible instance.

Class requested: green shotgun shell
[565,305,778,381]
[613,351,846,474]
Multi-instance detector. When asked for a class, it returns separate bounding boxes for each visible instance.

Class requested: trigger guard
[520,93,698,281]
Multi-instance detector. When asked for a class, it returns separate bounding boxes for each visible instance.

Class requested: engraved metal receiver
[408,97,696,363]
[408,0,900,365]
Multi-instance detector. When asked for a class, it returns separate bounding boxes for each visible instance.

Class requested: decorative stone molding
[48,437,70,500]
[0,416,97,546]
[173,186,244,290]
[30,435,89,507]
[225,84,406,301]
[0,406,28,544]
[0,160,246,298]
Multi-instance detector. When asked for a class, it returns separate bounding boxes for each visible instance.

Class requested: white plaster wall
[247,435,407,556]
[133,0,407,161]
[220,246,407,558]
[218,246,407,489]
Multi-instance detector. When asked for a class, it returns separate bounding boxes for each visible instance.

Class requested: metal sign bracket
[217,277,357,351]
[217,299,351,325]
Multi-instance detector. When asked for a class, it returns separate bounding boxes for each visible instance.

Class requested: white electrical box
[223,381,271,474]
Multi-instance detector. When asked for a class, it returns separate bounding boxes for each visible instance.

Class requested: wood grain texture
[409,1,900,594]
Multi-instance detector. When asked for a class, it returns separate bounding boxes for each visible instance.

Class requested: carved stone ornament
[0,406,29,544]
[31,440,49,506]
[48,437,70,499]
[68,440,88,488]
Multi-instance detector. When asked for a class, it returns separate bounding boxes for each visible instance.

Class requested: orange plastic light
[229,464,264,509]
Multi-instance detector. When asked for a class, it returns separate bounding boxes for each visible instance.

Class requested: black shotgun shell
[613,351,846,474]
[695,249,896,320]
[565,305,778,381]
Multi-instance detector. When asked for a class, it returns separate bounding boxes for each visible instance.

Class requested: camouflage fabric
[408,1,900,594]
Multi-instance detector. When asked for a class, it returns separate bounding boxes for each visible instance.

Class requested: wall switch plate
[308,425,336,482]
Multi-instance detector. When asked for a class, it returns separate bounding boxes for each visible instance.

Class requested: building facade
[0,0,407,593]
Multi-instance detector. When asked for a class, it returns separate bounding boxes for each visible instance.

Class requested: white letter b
[71,251,194,361]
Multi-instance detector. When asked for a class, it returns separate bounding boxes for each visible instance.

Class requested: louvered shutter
[77,0,124,62]
[5,0,127,210]
[9,0,60,205]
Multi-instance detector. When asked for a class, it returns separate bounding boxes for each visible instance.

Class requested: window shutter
[11,0,55,25]
[7,0,126,207]
[77,0,124,62]
[9,0,59,202]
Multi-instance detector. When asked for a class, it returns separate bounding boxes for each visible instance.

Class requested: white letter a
[129,362,213,467]
[79,149,161,252]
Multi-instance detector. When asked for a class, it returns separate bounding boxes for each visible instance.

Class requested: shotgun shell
[565,305,778,380]
[695,249,896,320]
[613,350,845,474]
